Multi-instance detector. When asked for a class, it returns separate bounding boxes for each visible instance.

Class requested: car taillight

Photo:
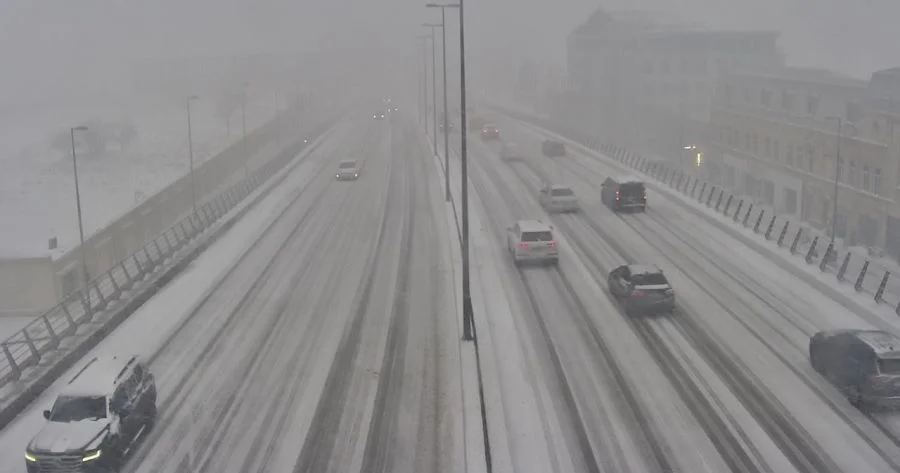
[547,241,556,248]
[631,290,644,297]
[518,242,529,250]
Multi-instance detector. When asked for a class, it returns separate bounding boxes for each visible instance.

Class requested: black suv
[26,355,157,472]
[601,176,647,212]
[810,329,900,407]
[607,264,675,315]
[541,139,566,157]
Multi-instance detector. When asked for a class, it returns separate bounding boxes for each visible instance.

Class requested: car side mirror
[43,409,50,419]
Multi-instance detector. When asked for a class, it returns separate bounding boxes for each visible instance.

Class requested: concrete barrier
[0,103,332,316]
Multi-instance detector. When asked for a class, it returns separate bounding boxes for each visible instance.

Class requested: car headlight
[82,449,102,462]
[354,173,358,178]
[25,451,36,462]
[336,174,340,178]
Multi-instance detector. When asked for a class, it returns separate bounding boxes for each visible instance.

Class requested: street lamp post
[186,95,199,215]
[417,35,431,134]
[826,116,843,247]
[70,126,90,297]
[241,82,249,179]
[428,0,472,341]
[425,10,455,202]
[423,24,440,157]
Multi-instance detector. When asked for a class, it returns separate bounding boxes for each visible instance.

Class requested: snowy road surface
[442,115,900,473]
[0,114,462,473]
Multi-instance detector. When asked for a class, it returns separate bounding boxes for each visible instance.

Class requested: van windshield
[339,162,356,169]
[879,359,900,375]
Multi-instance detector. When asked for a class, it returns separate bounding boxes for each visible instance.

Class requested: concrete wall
[0,103,315,317]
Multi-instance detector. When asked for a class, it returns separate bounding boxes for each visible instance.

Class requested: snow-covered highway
[0,112,464,473]
[444,114,900,473]
[8,107,900,473]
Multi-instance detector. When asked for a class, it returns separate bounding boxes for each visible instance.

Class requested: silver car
[539,185,579,213]
[336,160,360,180]
[507,220,559,266]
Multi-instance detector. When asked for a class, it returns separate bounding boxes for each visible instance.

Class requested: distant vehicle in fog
[336,160,360,180]
[480,124,500,140]
[373,111,386,120]
[500,142,523,161]
[541,139,566,157]
[601,176,647,212]
[539,185,579,213]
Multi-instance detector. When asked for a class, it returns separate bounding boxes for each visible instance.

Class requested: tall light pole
[241,82,250,178]
[186,95,199,214]
[425,10,455,202]
[826,116,843,247]
[423,24,440,157]
[70,126,90,295]
[416,35,429,126]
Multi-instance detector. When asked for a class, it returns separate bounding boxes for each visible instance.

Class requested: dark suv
[26,355,157,472]
[607,264,675,315]
[810,329,900,407]
[541,139,566,157]
[601,176,647,212]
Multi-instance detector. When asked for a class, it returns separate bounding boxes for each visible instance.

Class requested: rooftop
[615,175,644,184]
[628,264,663,275]
[729,67,866,88]
[853,330,900,355]
[517,219,552,231]
[62,355,136,397]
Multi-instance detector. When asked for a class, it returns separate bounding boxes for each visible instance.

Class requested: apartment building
[565,8,783,154]
[707,67,900,255]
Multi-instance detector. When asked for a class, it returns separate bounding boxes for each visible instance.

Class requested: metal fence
[497,107,900,315]
[0,121,326,394]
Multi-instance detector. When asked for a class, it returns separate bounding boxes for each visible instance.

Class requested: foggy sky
[1,0,898,107]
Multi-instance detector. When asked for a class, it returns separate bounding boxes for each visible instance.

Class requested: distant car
[26,355,156,473]
[500,142,523,161]
[607,264,675,315]
[541,139,566,157]
[601,176,647,212]
[810,329,900,407]
[481,124,500,140]
[373,111,386,120]
[506,220,558,266]
[539,185,579,213]
[336,160,360,180]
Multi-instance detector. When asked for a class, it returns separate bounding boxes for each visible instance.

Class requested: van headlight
[82,449,102,462]
[25,451,37,462]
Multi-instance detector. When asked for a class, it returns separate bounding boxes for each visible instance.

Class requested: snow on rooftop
[616,175,644,184]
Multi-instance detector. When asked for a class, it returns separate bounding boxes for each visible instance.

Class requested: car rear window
[551,188,574,196]
[339,162,356,169]
[521,231,553,242]
[879,359,900,375]
[632,273,668,286]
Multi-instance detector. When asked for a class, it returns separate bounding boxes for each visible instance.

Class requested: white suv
[507,220,559,266]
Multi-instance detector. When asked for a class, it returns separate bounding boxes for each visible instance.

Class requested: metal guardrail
[0,123,324,393]
[497,107,900,315]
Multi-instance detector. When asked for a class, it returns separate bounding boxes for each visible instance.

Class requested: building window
[873,120,881,137]
[765,136,771,157]
[863,165,871,191]
[807,148,815,173]
[806,94,820,116]
[752,134,759,154]
[848,160,857,187]
[786,144,794,166]
[874,168,883,195]
[746,133,752,151]
[781,90,794,112]
[836,157,844,182]
[761,89,772,108]
[773,139,779,161]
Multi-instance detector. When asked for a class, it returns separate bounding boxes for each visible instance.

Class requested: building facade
[564,8,783,157]
[707,67,900,255]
